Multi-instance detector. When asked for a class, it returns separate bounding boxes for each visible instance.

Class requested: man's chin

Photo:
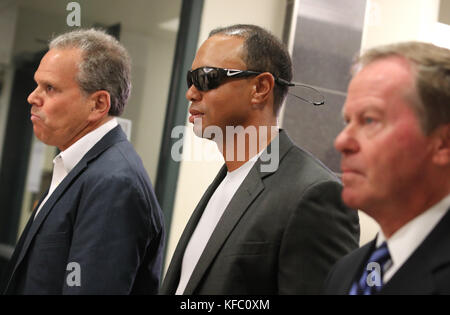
[192,125,204,138]
[33,128,44,142]
[341,189,364,210]
[193,129,221,142]
[33,130,54,147]
[192,124,215,140]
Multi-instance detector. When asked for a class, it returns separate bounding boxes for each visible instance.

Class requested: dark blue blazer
[324,207,450,295]
[1,125,165,294]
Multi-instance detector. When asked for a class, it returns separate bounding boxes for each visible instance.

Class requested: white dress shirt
[175,152,262,295]
[377,194,450,283]
[34,118,118,219]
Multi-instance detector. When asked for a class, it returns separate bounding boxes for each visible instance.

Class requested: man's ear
[88,90,111,121]
[432,123,450,166]
[251,72,275,107]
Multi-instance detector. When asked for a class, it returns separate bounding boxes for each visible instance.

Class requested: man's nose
[27,87,42,107]
[334,124,359,155]
[186,84,202,103]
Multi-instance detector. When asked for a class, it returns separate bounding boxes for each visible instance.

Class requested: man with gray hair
[324,41,450,294]
[0,29,164,294]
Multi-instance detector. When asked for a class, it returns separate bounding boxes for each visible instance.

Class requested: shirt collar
[377,193,450,269]
[57,118,118,174]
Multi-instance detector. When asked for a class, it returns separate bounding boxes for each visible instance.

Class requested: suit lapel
[4,126,127,292]
[161,166,228,293]
[183,130,293,294]
[11,161,89,274]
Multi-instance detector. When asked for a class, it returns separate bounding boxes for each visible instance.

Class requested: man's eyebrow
[34,76,54,86]
[340,103,385,121]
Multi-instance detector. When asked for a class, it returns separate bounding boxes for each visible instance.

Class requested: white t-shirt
[175,154,261,295]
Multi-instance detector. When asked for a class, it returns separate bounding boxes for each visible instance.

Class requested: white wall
[165,0,288,271]
[361,0,440,50]
[121,30,176,184]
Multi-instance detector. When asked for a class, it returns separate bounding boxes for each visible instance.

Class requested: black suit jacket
[324,207,450,295]
[161,130,360,295]
[1,126,165,294]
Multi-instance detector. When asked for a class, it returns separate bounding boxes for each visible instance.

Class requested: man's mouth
[189,109,204,123]
[30,112,42,121]
[340,164,365,184]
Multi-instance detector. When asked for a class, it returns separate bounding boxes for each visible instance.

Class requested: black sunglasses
[187,67,324,106]
[187,67,262,91]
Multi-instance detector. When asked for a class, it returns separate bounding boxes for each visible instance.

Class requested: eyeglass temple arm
[274,77,295,86]
[274,77,325,106]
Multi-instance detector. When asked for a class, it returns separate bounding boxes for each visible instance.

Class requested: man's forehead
[204,34,245,46]
[35,48,81,82]
[354,56,414,88]
[39,48,82,71]
[346,58,414,103]
[193,35,246,69]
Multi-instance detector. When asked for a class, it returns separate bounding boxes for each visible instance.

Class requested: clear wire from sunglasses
[288,84,325,106]
[275,78,325,106]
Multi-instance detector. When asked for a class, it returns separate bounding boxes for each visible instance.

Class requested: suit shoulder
[84,140,151,186]
[277,145,341,187]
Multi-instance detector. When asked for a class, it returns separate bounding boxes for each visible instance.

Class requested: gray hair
[209,24,293,115]
[50,28,131,116]
[355,41,450,135]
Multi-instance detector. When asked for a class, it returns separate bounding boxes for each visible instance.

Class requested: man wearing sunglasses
[161,24,359,295]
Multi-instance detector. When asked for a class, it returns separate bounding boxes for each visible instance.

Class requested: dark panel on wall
[282,0,367,173]
[154,0,204,265]
[439,0,450,25]
[283,91,345,172]
[291,16,363,93]
[0,52,44,246]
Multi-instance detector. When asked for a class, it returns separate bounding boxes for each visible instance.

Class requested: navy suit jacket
[1,125,165,294]
[324,207,450,295]
[161,130,360,294]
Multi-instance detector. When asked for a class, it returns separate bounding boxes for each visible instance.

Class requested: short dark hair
[50,29,131,116]
[209,24,292,115]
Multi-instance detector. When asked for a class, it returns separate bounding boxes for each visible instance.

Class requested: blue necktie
[349,242,391,295]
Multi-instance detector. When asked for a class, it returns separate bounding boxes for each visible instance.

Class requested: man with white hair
[324,41,450,295]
